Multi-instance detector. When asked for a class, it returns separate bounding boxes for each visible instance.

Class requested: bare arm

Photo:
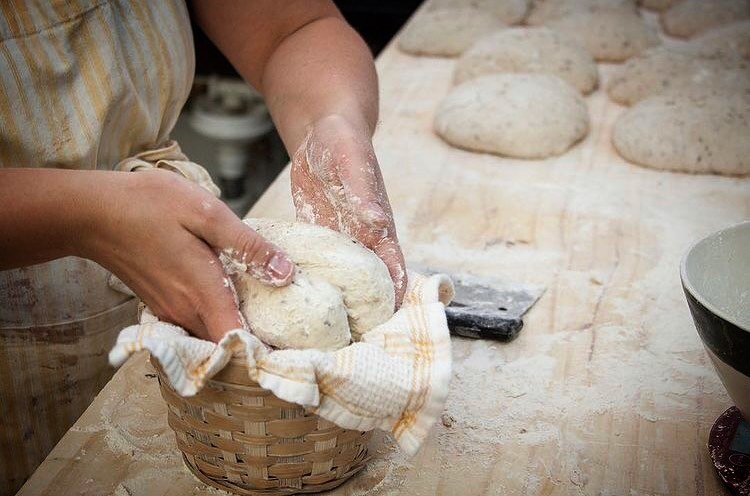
[0,168,294,341]
[0,168,94,269]
[192,0,408,304]
[191,0,376,151]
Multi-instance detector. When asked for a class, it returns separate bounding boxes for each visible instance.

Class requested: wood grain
[18,4,749,495]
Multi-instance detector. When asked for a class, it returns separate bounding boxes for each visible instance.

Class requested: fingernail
[266,252,294,282]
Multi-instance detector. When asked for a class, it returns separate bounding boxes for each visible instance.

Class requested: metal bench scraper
[412,265,545,341]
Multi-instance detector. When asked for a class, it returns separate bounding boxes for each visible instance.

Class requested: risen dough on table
[429,0,530,25]
[234,219,395,350]
[546,6,660,62]
[607,47,750,105]
[612,93,750,175]
[682,20,750,58]
[398,8,506,57]
[434,73,589,159]
[453,27,599,94]
[525,0,636,25]
[661,0,750,38]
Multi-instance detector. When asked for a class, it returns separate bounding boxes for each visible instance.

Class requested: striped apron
[0,1,194,493]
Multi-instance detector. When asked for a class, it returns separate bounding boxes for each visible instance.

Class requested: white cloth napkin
[109,272,453,456]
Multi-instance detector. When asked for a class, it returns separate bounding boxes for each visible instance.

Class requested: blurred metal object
[189,77,274,215]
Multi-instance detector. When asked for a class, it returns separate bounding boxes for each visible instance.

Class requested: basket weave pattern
[154,357,372,495]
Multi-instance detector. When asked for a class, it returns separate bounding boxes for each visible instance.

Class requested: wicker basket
[152,355,372,495]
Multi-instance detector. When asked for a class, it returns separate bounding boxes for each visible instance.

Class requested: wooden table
[19,5,749,496]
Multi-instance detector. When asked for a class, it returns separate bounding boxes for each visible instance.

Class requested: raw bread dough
[607,47,750,105]
[234,219,395,350]
[434,73,589,158]
[638,0,679,12]
[661,0,750,38]
[525,0,636,25]
[429,0,530,25]
[682,20,750,58]
[613,93,750,175]
[398,8,506,57]
[546,6,660,62]
[236,267,350,351]
[453,27,599,94]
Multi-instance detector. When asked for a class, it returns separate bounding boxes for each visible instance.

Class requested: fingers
[160,244,245,343]
[114,234,245,343]
[299,124,391,251]
[337,142,392,229]
[192,252,245,342]
[185,194,295,287]
[372,235,408,308]
[291,136,339,229]
[293,117,408,305]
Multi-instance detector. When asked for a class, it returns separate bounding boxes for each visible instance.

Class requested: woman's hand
[192,3,405,303]
[291,114,407,306]
[79,169,295,342]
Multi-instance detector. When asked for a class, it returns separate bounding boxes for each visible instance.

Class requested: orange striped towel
[109,272,453,456]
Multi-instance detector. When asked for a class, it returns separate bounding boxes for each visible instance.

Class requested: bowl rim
[680,220,750,334]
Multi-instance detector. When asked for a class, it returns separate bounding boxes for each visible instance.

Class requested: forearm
[192,1,379,153]
[0,169,107,269]
[260,16,378,151]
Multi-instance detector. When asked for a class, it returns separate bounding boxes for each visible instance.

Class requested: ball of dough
[546,7,660,62]
[612,93,750,176]
[236,267,351,351]
[429,0,530,25]
[235,219,395,350]
[607,47,750,106]
[661,0,750,39]
[453,27,599,94]
[398,8,506,57]
[683,20,750,58]
[434,73,589,159]
[526,0,637,25]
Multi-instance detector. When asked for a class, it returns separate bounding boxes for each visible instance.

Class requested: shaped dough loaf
[429,0,530,25]
[233,219,395,351]
[434,73,589,159]
[661,0,750,39]
[612,93,750,176]
[607,47,750,106]
[683,21,750,59]
[398,8,506,57]
[454,27,599,94]
[545,6,660,62]
[525,0,637,25]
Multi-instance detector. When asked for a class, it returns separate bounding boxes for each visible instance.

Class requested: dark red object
[709,407,750,495]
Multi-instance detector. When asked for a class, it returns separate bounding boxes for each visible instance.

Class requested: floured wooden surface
[20,5,749,496]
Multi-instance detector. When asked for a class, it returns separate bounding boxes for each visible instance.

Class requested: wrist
[294,111,374,156]
[281,107,376,157]
[0,169,123,269]
[64,170,125,261]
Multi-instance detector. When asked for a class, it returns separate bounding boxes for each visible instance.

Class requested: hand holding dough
[232,219,395,351]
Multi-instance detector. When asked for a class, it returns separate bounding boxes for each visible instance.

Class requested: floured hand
[79,169,295,342]
[290,114,407,307]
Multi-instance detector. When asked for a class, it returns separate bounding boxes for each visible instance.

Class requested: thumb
[186,201,295,287]
[222,226,296,287]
